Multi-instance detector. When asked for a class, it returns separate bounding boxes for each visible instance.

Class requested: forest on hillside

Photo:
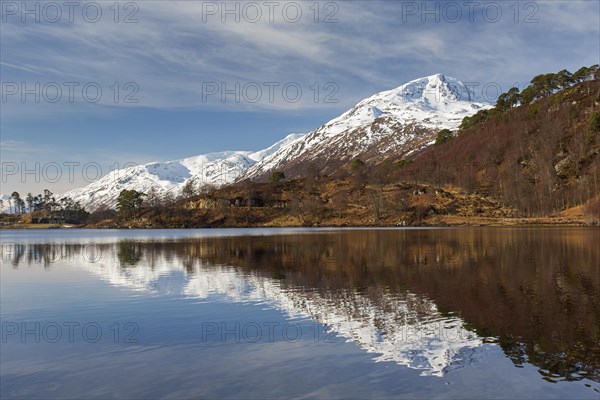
[400,68,600,217]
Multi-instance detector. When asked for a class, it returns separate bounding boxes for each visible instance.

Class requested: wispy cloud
[0,140,28,151]
[1,1,597,116]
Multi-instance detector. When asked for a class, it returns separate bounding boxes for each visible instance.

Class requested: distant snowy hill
[240,74,492,180]
[62,134,304,211]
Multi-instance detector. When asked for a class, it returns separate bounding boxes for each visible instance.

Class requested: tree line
[460,65,599,130]
[1,189,89,224]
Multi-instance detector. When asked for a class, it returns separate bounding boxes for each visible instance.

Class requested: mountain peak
[333,74,489,133]
[428,72,446,80]
[390,73,481,104]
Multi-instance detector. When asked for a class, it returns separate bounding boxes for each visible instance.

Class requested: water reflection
[2,228,599,383]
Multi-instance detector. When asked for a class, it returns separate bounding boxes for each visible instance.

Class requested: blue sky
[1,0,599,194]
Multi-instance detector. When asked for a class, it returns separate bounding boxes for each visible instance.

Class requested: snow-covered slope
[241,74,492,180]
[63,133,304,211]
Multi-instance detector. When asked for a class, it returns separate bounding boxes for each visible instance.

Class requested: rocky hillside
[85,175,524,229]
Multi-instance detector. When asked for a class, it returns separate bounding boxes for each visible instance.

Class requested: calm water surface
[1,228,599,399]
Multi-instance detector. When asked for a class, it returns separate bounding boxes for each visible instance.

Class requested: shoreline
[1,217,595,230]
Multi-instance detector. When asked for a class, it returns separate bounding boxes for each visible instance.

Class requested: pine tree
[11,192,21,214]
[116,190,145,220]
[435,129,453,145]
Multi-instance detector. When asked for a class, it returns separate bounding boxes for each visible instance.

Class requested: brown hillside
[398,80,600,217]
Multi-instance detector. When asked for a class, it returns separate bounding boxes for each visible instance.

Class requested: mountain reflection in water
[3,228,599,384]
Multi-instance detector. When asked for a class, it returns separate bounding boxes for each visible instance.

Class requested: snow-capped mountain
[63,133,304,211]
[240,74,492,180]
[62,74,491,211]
